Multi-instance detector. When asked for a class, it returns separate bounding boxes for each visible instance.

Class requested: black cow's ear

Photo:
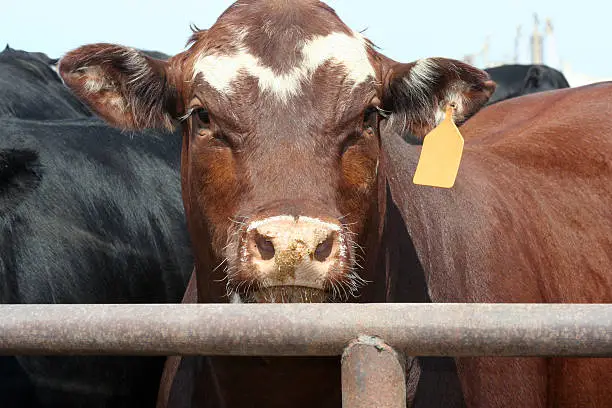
[381,58,496,141]
[524,65,544,88]
[59,44,176,131]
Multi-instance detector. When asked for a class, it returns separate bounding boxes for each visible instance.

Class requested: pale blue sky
[2,0,609,78]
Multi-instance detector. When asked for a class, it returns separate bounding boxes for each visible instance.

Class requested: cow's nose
[245,216,343,286]
[250,228,337,263]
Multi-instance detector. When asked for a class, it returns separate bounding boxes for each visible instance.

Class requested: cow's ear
[59,44,176,131]
[524,65,544,88]
[381,58,496,141]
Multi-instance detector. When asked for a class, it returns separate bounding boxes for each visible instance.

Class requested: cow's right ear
[59,44,176,131]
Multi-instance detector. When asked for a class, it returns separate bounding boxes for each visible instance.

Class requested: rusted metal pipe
[342,335,406,408]
[0,303,610,356]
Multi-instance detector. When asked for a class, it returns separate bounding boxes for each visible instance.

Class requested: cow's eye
[194,108,210,127]
[362,106,378,134]
[341,107,380,155]
[190,107,230,146]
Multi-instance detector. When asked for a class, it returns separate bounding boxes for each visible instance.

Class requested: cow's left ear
[381,58,496,140]
[59,44,176,131]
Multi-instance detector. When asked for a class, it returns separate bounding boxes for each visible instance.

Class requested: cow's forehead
[193,31,376,102]
[187,3,377,103]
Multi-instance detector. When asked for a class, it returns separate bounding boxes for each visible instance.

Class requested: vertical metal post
[341,335,406,408]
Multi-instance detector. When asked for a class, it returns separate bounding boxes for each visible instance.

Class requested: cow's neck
[379,131,463,303]
[380,185,431,303]
[379,133,468,407]
[382,131,527,304]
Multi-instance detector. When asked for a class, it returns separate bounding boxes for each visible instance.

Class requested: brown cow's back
[462,82,612,304]
[383,82,612,407]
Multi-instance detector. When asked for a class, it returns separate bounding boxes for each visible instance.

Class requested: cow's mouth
[237,286,329,303]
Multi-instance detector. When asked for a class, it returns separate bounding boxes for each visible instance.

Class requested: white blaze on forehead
[193,31,376,102]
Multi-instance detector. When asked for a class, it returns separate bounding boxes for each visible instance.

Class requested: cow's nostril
[254,233,275,260]
[314,234,335,262]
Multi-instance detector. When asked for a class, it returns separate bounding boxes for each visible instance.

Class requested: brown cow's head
[59,0,494,304]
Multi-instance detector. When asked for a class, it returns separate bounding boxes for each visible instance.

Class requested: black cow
[0,117,192,408]
[0,46,92,119]
[0,46,169,120]
[484,64,570,105]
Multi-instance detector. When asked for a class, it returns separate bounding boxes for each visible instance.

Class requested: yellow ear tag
[413,104,464,188]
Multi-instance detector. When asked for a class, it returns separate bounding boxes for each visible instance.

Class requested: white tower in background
[482,35,491,67]
[530,13,543,64]
[544,19,561,69]
[514,25,522,63]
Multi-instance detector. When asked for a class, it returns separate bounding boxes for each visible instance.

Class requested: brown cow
[58,1,612,407]
[384,83,612,407]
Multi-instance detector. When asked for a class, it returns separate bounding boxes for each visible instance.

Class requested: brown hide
[383,83,612,408]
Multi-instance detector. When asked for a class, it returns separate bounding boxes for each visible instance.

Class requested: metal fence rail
[0,303,610,357]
